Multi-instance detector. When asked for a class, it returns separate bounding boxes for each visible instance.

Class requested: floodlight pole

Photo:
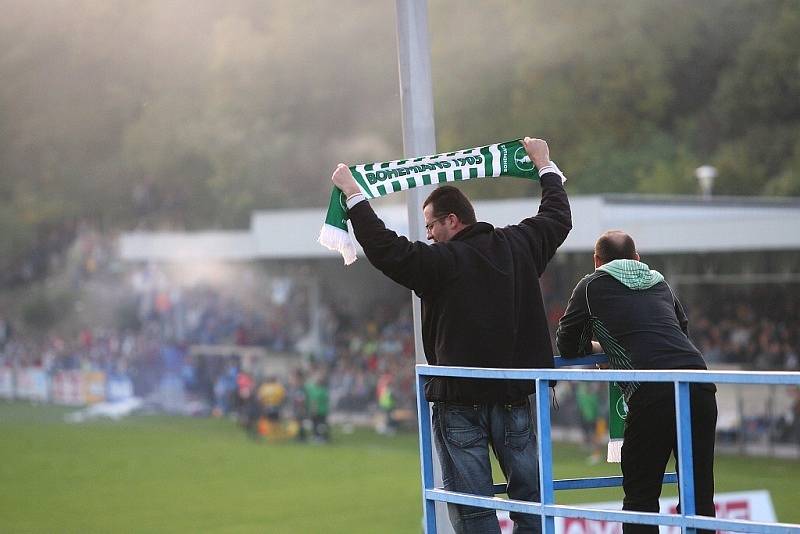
[395,1,452,533]
[396,0,435,352]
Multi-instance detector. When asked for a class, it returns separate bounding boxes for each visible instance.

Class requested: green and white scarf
[318,139,549,264]
[595,260,663,462]
[607,382,628,462]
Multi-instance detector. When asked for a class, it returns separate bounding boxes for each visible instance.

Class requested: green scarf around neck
[597,259,665,290]
[318,139,553,264]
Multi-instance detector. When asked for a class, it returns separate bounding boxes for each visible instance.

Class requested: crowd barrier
[415,356,800,534]
[0,367,134,405]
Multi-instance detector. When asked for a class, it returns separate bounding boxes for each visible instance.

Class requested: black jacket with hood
[348,173,571,403]
[556,260,708,401]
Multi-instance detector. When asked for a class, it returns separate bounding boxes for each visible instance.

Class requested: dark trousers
[621,382,717,534]
[432,401,541,534]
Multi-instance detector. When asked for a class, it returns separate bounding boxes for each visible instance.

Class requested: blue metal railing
[415,357,800,534]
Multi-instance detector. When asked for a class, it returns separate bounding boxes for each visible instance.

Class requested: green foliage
[712,125,800,196]
[113,297,141,331]
[708,1,800,196]
[712,2,800,137]
[0,0,798,268]
[763,137,800,196]
[20,286,74,331]
[0,205,36,275]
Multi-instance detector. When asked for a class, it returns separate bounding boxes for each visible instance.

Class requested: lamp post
[695,165,717,200]
[396,3,454,532]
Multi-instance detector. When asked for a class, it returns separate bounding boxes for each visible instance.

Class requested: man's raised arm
[518,137,572,272]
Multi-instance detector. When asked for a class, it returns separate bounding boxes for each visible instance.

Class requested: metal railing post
[675,381,696,534]
[414,364,800,534]
[416,369,437,533]
[536,378,556,534]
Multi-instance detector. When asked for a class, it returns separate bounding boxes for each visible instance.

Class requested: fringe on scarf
[318,223,358,265]
[607,438,623,463]
[607,382,627,463]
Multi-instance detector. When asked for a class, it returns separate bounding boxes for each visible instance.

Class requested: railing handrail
[417,363,800,385]
[415,358,800,534]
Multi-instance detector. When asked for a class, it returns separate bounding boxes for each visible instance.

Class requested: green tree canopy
[0,0,797,280]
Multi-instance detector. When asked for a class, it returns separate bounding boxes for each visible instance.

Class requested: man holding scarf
[330,137,571,534]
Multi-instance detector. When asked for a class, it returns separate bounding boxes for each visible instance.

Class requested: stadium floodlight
[695,165,718,200]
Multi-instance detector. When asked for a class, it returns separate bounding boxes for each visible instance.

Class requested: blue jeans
[432,400,541,534]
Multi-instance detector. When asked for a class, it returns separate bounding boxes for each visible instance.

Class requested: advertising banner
[106,374,134,402]
[82,371,106,404]
[16,367,48,402]
[0,367,13,398]
[51,370,84,405]
[498,490,776,534]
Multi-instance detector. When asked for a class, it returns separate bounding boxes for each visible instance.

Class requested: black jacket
[556,271,707,399]
[348,173,571,403]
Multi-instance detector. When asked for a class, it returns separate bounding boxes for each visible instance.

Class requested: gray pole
[395,1,453,532]
[396,0,435,362]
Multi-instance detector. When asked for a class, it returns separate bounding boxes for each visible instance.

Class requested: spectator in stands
[791,387,800,445]
[234,369,254,425]
[243,385,263,441]
[376,371,397,435]
[685,288,800,370]
[575,382,604,464]
[287,368,308,442]
[305,372,330,443]
[257,376,287,439]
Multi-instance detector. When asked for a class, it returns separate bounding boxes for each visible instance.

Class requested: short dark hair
[595,230,637,262]
[423,185,476,225]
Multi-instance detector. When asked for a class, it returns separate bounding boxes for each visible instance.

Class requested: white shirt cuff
[538,161,567,183]
[346,192,366,209]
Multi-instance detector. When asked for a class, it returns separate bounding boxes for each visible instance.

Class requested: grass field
[1,401,798,533]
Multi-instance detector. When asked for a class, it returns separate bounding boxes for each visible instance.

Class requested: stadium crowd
[2,251,799,445]
[685,288,800,370]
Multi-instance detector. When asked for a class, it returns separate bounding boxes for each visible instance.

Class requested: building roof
[119,194,800,262]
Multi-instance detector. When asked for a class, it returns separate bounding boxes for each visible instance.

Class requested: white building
[120,194,800,263]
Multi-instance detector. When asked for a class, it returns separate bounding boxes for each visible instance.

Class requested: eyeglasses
[425,215,449,231]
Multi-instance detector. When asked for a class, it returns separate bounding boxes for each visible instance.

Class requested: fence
[0,367,135,405]
[415,356,800,533]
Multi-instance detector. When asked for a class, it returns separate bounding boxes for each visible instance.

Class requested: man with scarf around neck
[556,231,717,534]
[331,137,571,534]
